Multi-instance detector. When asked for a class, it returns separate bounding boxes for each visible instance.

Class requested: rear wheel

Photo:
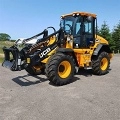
[45,53,75,86]
[92,51,110,75]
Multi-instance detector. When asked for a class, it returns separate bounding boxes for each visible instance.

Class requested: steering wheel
[65,24,72,35]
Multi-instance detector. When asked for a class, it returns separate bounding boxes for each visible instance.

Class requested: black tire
[92,51,110,75]
[45,53,75,86]
[25,65,43,75]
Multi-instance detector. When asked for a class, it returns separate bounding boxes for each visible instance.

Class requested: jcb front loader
[2,12,113,86]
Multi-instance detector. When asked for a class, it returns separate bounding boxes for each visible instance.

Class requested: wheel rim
[100,58,108,71]
[58,61,71,78]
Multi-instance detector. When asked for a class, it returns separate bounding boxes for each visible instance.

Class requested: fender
[93,43,112,55]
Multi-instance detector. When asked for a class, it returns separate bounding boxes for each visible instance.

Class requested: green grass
[0,41,14,53]
[0,41,14,63]
[0,57,4,63]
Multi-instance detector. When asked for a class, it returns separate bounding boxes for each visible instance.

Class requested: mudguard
[93,44,112,55]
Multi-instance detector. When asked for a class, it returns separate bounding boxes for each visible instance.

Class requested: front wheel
[92,51,110,75]
[45,53,75,86]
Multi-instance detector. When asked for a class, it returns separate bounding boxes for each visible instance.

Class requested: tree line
[0,21,120,53]
[0,33,16,42]
[97,21,120,53]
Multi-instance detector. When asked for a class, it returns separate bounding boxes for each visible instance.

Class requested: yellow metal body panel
[47,36,56,45]
[41,36,57,63]
[96,35,108,44]
[66,35,111,67]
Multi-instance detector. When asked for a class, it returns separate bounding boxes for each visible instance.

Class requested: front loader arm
[26,36,58,65]
[2,28,63,71]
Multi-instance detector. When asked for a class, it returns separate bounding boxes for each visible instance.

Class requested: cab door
[83,16,95,47]
[73,16,82,48]
[73,16,95,48]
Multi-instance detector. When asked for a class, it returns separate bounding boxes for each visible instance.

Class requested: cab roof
[61,12,96,18]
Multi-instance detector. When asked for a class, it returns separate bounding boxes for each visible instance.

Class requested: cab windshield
[60,16,81,35]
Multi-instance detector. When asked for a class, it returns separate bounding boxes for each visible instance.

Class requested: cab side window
[75,22,81,35]
[73,17,81,48]
[83,17,94,46]
[84,20,92,34]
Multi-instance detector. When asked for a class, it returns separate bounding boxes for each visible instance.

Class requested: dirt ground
[0,54,120,120]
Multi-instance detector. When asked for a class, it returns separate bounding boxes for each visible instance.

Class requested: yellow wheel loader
[2,12,113,86]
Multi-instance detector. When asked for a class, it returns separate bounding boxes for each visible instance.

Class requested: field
[0,55,120,120]
[0,41,14,62]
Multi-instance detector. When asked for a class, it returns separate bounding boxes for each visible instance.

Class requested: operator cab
[60,12,97,48]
